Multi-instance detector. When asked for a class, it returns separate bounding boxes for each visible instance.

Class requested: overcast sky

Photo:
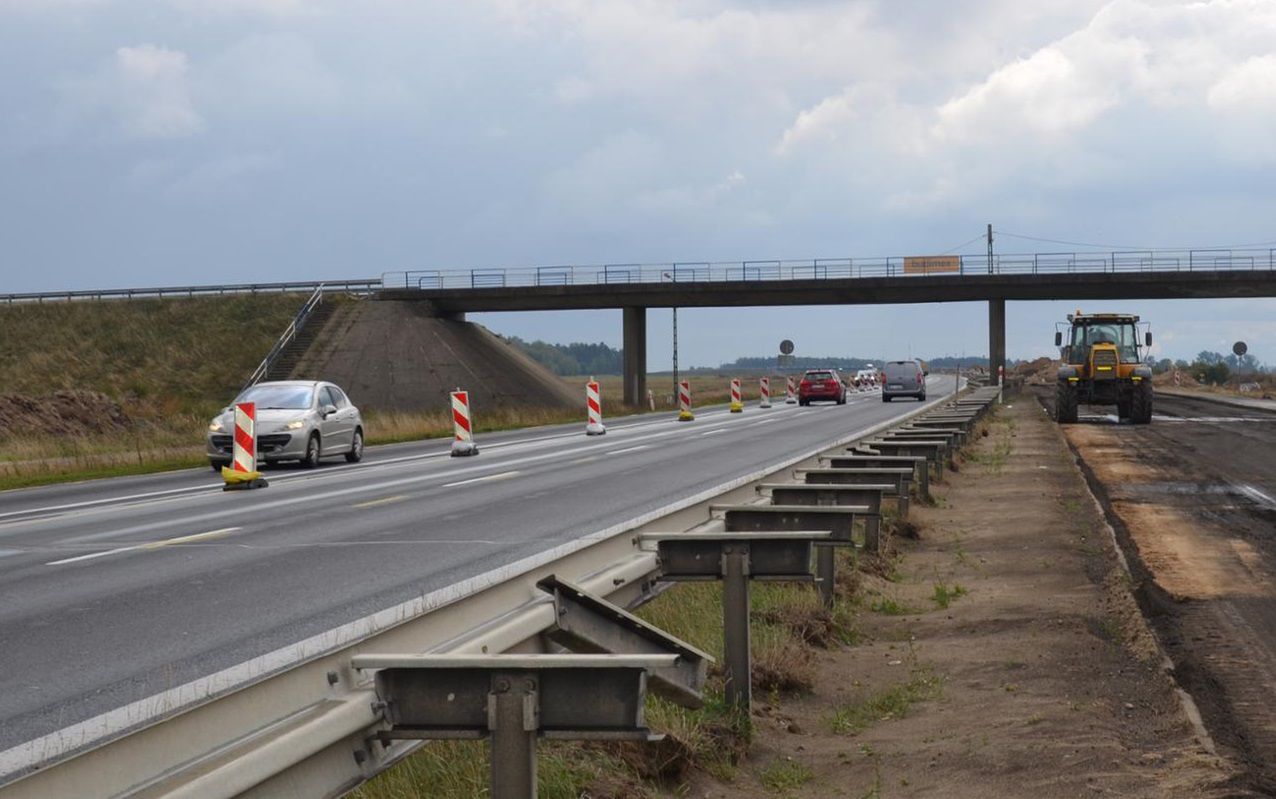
[2,0,1275,366]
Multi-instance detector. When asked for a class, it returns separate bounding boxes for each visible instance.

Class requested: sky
[2,0,1275,367]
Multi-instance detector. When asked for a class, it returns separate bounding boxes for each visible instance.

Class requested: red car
[798,369,847,405]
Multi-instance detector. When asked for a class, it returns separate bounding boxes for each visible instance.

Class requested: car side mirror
[321,404,337,418]
[1145,331,1152,346]
[1054,332,1062,347]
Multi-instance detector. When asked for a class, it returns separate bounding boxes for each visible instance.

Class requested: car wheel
[345,428,364,463]
[301,433,321,469]
[209,460,224,473]
[883,395,892,403]
[918,393,926,401]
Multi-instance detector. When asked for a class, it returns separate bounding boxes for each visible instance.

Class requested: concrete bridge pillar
[988,298,1005,386]
[623,306,647,407]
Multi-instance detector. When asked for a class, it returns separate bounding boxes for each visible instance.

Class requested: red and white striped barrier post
[222,401,268,489]
[759,376,772,408]
[585,378,606,436]
[450,388,478,456]
[785,375,797,404]
[647,389,655,412]
[677,380,694,422]
[729,378,743,413]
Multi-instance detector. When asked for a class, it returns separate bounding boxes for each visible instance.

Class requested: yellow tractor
[1054,311,1154,424]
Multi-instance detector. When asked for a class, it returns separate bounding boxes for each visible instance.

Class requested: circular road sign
[1234,341,1248,357]
[779,339,795,355]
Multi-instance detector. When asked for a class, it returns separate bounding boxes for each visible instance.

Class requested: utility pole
[986,223,994,274]
[672,306,679,407]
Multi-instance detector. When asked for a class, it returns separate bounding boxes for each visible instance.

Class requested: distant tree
[1195,350,1223,365]
[1191,359,1230,385]
[505,337,622,375]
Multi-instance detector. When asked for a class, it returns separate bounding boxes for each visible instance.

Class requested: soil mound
[291,299,579,413]
[0,390,131,438]
[1014,356,1059,384]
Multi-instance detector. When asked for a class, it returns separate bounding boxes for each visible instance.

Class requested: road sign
[779,339,794,355]
[1233,341,1248,356]
[903,256,960,274]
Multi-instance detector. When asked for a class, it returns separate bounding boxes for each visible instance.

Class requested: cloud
[58,44,205,140]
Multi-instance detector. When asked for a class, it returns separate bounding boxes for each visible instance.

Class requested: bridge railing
[7,247,1274,304]
[380,248,1276,290]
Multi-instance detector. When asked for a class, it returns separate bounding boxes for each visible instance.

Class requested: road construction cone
[678,380,694,421]
[585,378,606,436]
[785,376,797,404]
[759,376,772,408]
[221,401,268,490]
[729,378,744,413]
[450,389,478,456]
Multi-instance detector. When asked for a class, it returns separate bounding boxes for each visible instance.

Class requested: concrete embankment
[291,298,578,413]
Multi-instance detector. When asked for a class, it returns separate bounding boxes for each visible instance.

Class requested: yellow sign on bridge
[903,256,961,274]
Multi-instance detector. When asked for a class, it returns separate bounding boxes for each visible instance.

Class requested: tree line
[1146,350,1267,385]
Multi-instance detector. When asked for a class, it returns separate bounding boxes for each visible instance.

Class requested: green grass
[826,665,944,735]
[930,582,968,610]
[868,595,917,616]
[759,757,814,793]
[347,740,625,799]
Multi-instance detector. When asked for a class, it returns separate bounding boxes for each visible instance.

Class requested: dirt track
[1051,390,1276,793]
[683,394,1236,798]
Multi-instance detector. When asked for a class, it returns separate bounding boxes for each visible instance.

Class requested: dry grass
[0,294,306,414]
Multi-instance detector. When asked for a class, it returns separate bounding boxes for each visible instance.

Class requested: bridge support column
[988,299,1005,386]
[623,307,647,407]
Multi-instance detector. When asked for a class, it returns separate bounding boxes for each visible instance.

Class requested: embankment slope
[292,299,578,412]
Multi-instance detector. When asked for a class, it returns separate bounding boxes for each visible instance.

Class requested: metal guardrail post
[721,543,751,712]
[489,671,537,798]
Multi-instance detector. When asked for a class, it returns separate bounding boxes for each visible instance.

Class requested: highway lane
[0,379,954,755]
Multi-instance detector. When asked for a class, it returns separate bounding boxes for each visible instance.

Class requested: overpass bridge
[381,248,1276,405]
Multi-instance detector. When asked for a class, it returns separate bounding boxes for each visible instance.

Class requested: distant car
[882,360,927,402]
[207,380,364,470]
[798,369,848,405]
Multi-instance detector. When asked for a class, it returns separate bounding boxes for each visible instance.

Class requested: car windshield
[805,372,833,381]
[234,385,314,410]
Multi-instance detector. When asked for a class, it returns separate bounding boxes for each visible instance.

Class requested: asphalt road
[0,378,954,755]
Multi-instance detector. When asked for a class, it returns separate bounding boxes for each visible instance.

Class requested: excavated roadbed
[1042,388,1276,794]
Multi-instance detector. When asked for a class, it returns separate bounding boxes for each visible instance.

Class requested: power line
[998,230,1276,251]
[937,233,987,255]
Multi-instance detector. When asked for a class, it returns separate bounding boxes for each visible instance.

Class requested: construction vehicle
[1054,311,1153,424]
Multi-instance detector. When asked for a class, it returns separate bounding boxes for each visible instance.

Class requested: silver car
[207,380,364,470]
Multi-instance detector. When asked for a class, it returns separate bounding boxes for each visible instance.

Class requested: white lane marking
[45,527,242,566]
[699,429,727,437]
[568,456,599,466]
[750,418,778,427]
[1236,484,1276,510]
[442,471,521,488]
[608,445,651,455]
[352,495,408,509]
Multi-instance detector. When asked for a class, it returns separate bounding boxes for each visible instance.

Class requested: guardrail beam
[536,575,711,708]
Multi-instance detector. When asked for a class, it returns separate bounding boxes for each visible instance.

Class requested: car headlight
[208,420,225,433]
[283,419,306,430]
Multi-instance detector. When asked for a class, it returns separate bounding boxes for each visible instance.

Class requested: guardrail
[0,385,999,799]
[380,248,1276,290]
[0,280,380,305]
[241,284,327,391]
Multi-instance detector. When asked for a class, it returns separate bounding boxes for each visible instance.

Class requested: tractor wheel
[1117,398,1132,420]
[1055,382,1078,424]
[1130,381,1153,424]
